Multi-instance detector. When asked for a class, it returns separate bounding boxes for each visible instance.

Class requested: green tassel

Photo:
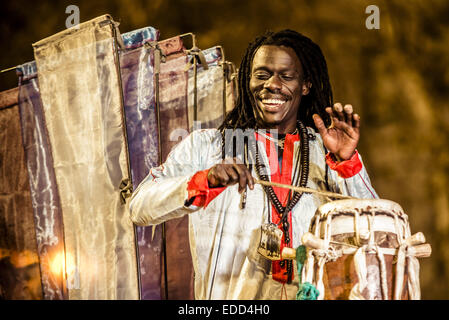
[296,282,319,300]
[295,245,319,300]
[296,245,307,268]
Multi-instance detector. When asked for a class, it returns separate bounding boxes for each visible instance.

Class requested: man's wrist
[187,169,226,208]
[331,150,356,163]
[326,150,362,178]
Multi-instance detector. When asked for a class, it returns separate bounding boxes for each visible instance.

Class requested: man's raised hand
[312,102,360,161]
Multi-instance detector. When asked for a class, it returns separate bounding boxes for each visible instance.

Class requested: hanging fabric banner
[158,36,190,161]
[33,15,139,299]
[119,28,162,300]
[158,36,195,300]
[187,46,226,131]
[17,61,67,300]
[224,61,238,115]
[121,34,195,299]
[0,87,43,300]
[120,28,160,189]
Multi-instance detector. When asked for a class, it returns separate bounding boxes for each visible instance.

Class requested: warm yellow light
[49,252,64,276]
[50,251,77,277]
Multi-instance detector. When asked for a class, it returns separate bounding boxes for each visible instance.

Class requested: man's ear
[302,81,311,95]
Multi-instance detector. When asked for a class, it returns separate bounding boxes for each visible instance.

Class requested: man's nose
[264,75,282,91]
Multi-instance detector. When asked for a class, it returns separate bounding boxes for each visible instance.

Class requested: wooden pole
[254,179,356,200]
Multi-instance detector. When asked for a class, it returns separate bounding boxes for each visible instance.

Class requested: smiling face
[249,45,310,134]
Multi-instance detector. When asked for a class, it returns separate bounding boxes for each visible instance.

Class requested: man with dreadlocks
[130,29,378,299]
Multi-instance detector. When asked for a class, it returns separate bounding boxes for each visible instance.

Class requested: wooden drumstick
[254,179,355,200]
[301,232,327,250]
[405,232,426,246]
[262,247,296,261]
[281,247,297,260]
[408,243,432,258]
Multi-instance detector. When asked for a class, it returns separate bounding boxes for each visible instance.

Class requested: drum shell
[320,233,409,300]
[306,199,412,300]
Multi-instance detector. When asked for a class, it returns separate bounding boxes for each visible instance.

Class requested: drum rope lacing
[301,210,423,300]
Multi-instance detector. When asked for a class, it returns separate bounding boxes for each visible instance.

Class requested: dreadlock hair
[219,29,333,132]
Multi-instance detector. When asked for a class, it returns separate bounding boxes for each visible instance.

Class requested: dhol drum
[300,199,431,300]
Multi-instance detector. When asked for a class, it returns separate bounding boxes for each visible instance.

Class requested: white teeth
[261,99,286,105]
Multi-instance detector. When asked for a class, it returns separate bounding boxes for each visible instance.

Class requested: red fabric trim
[255,132,299,283]
[325,150,362,178]
[187,169,226,208]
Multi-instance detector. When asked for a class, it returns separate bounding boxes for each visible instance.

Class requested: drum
[300,199,431,300]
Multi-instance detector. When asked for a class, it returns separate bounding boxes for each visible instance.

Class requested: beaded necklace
[219,122,310,283]
[251,121,310,283]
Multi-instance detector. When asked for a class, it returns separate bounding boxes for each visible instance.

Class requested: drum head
[318,199,405,217]
[311,198,410,248]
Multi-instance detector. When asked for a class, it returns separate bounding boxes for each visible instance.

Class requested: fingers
[207,158,254,192]
[325,106,338,128]
[326,102,360,130]
[207,165,228,187]
[312,114,326,132]
[343,104,353,126]
[232,163,255,192]
[333,102,345,122]
[352,113,360,129]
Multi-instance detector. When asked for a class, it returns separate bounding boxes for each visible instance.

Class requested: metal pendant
[258,222,283,261]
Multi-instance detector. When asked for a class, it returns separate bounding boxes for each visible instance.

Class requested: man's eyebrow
[252,66,272,72]
[252,66,299,75]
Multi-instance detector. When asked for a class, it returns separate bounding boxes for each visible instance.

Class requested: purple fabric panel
[158,52,194,300]
[18,75,67,300]
[120,37,196,299]
[121,43,195,299]
[120,49,159,186]
[159,54,190,162]
[120,47,162,300]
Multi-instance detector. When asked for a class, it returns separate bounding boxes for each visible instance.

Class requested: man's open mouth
[259,98,288,111]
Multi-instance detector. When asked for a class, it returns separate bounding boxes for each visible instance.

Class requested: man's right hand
[207,158,255,193]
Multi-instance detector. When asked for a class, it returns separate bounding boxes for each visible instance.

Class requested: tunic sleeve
[129,130,219,226]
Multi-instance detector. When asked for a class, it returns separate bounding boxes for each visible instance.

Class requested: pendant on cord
[258,222,283,260]
[258,222,296,261]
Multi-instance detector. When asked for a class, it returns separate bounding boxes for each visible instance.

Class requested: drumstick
[254,179,356,200]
